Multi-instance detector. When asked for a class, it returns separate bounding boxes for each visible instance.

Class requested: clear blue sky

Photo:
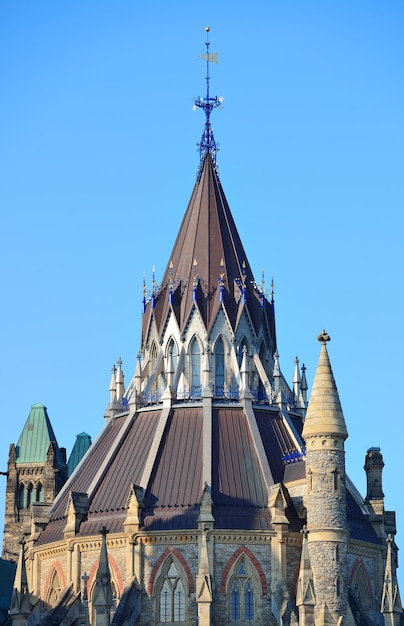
[1,0,403,586]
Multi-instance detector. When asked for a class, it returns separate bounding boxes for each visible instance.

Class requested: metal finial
[193,28,223,179]
[193,258,199,299]
[218,258,225,302]
[317,329,331,344]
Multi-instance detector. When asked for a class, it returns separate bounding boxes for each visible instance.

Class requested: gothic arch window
[156,558,187,624]
[237,337,249,368]
[150,342,158,373]
[46,567,63,607]
[351,562,372,610]
[26,482,33,509]
[36,482,44,502]
[227,557,259,623]
[18,483,25,509]
[89,578,120,624]
[190,337,201,390]
[214,336,225,392]
[167,338,178,372]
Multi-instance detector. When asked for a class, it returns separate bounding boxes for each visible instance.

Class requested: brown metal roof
[212,408,271,529]
[141,155,276,347]
[143,407,203,530]
[36,411,162,544]
[254,408,300,484]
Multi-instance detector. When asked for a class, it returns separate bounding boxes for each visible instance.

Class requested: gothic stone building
[2,35,403,626]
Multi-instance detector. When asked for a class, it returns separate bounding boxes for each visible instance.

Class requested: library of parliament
[1,31,402,626]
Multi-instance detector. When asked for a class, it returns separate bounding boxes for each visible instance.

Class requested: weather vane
[193,27,224,179]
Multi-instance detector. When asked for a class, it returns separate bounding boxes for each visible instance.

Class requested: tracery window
[229,560,257,622]
[46,567,62,607]
[158,560,186,623]
[352,563,372,610]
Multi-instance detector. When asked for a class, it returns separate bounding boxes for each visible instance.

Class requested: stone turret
[2,404,67,561]
[301,331,350,626]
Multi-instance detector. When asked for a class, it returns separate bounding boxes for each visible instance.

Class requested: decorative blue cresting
[193,27,223,179]
[282,449,306,465]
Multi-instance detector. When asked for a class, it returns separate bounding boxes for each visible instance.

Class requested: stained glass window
[229,560,256,622]
[159,560,186,623]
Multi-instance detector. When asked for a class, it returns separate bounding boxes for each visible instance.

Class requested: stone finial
[317,329,330,343]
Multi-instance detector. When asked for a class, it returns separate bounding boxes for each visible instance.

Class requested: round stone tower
[302,331,349,625]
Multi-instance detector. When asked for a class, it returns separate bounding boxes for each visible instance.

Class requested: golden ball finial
[205,26,210,32]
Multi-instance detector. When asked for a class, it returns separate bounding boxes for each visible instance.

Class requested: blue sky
[1,0,403,586]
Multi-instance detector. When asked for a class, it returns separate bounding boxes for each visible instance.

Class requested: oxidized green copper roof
[16,403,65,466]
[67,432,92,476]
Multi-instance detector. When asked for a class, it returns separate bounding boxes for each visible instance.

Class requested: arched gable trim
[148,546,194,596]
[349,556,373,601]
[88,552,124,597]
[186,334,203,355]
[166,336,179,358]
[43,559,67,601]
[220,545,268,595]
[212,333,229,354]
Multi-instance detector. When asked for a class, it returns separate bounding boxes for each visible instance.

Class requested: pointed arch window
[352,563,372,610]
[18,483,25,510]
[26,483,33,509]
[158,560,186,623]
[229,560,256,622]
[150,342,158,373]
[167,339,178,372]
[36,482,44,503]
[237,338,249,368]
[190,338,201,390]
[46,567,63,607]
[215,337,225,393]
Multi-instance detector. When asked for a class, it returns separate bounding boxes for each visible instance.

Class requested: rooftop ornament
[193,26,223,179]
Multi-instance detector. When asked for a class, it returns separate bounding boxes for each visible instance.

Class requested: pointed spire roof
[67,432,92,477]
[302,331,348,440]
[16,403,66,466]
[157,154,258,332]
[10,540,31,617]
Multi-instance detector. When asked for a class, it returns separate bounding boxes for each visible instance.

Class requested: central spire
[193,27,223,179]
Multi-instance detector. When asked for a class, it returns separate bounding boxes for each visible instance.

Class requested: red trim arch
[220,545,268,595]
[43,559,67,602]
[88,552,124,597]
[147,546,195,596]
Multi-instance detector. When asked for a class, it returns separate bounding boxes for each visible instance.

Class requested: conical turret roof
[302,331,348,440]
[142,154,276,348]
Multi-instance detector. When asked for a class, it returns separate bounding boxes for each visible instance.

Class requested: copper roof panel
[145,408,203,509]
[212,408,268,508]
[90,411,161,512]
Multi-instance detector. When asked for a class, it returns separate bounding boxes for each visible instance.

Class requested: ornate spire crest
[193,27,223,179]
